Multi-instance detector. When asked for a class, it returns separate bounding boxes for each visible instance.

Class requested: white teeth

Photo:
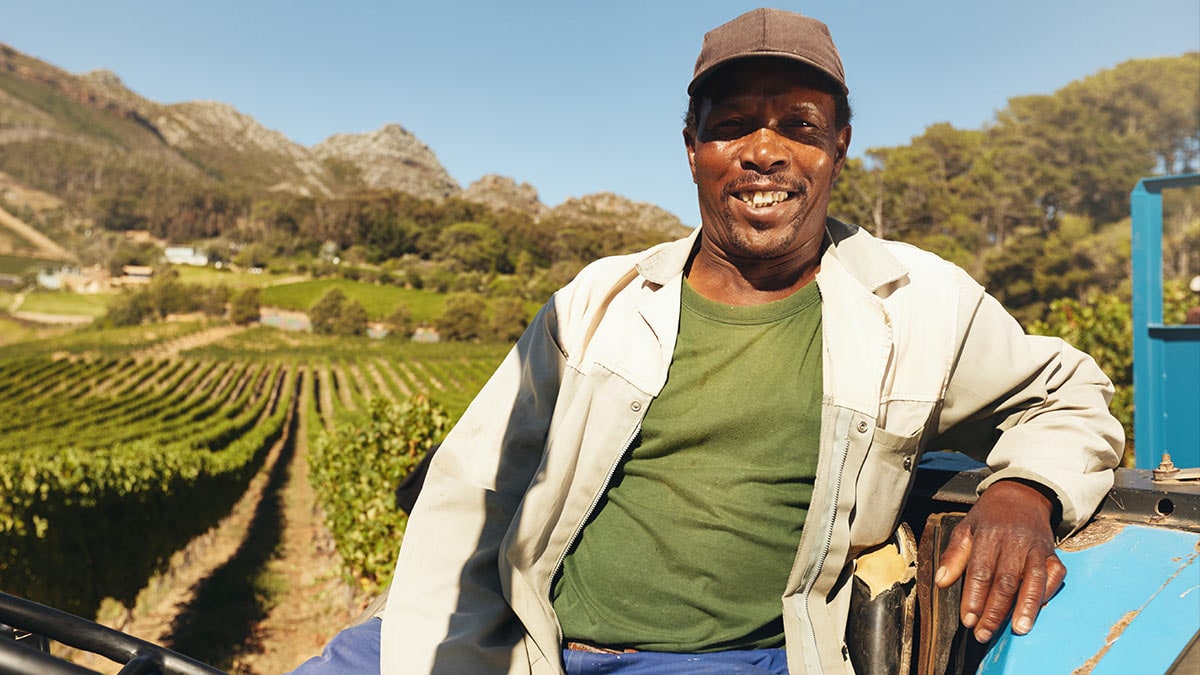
[738,190,790,208]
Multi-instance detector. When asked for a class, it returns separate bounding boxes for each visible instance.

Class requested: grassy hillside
[260,279,447,321]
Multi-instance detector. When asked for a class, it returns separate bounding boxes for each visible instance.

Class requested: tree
[436,292,488,341]
[308,287,368,336]
[386,304,414,339]
[229,287,261,325]
[335,298,369,336]
[437,222,506,273]
[309,288,348,335]
[489,297,530,343]
[199,284,232,317]
[105,290,153,326]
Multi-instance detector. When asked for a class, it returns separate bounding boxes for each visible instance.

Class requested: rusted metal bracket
[1152,453,1200,482]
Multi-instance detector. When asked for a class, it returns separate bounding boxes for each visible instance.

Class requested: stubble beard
[713,183,816,261]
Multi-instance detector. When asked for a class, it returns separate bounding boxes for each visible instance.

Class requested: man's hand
[934,479,1066,643]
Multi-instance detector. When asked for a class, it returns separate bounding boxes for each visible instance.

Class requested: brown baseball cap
[688,8,848,96]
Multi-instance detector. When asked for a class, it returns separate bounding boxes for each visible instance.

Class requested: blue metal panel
[978,524,1200,674]
[1153,326,1200,468]
[1131,174,1200,469]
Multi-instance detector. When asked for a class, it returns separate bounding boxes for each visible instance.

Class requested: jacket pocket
[849,426,922,547]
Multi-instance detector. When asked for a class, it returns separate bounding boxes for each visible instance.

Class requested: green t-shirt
[551,279,823,652]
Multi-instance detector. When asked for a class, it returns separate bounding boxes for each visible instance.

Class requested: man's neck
[685,235,824,306]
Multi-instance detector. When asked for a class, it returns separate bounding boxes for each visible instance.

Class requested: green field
[0,314,74,346]
[18,290,111,317]
[0,254,55,276]
[260,278,447,321]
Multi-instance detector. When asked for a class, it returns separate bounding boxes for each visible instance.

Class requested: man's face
[686,59,851,263]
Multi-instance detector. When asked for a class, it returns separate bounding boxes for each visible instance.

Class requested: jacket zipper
[546,420,643,600]
[799,415,852,667]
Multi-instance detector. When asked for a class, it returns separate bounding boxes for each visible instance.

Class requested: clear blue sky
[2,1,1197,227]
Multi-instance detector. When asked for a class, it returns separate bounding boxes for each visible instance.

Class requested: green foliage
[102,270,221,326]
[308,396,448,590]
[234,243,272,269]
[436,292,488,341]
[1030,295,1134,456]
[436,221,507,272]
[0,362,296,616]
[1029,280,1196,464]
[229,287,261,325]
[489,296,530,343]
[385,303,414,338]
[829,53,1199,322]
[308,287,367,336]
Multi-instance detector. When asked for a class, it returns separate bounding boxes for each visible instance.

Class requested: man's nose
[740,128,789,173]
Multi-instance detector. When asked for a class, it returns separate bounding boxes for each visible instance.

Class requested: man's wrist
[987,478,1062,526]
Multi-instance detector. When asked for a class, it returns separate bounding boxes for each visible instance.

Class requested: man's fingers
[997,549,1049,637]
[1044,554,1067,601]
[935,521,974,589]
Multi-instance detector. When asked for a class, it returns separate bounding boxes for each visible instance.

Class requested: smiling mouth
[734,190,794,208]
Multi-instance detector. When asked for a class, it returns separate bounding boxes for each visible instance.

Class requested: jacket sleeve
[932,283,1124,537]
[380,298,566,674]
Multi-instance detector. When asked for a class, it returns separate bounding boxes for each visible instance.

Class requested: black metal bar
[0,638,95,675]
[908,465,1200,533]
[0,592,225,675]
[117,653,165,675]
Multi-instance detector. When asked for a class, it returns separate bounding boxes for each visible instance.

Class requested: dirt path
[133,324,247,359]
[67,368,367,673]
[0,203,72,261]
[229,373,366,674]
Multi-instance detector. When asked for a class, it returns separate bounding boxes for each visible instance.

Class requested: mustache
[722,174,807,198]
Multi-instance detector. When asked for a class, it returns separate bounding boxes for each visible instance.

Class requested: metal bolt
[1152,453,1179,481]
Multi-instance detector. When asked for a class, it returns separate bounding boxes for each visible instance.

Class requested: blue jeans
[562,647,789,674]
[287,617,381,675]
[286,618,789,674]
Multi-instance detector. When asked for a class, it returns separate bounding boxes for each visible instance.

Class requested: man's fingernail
[963,613,977,627]
[935,567,947,585]
[1015,617,1032,634]
[976,629,993,643]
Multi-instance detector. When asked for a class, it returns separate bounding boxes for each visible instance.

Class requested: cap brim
[687,52,849,96]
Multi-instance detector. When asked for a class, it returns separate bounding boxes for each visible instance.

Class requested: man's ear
[684,129,698,184]
[831,124,852,181]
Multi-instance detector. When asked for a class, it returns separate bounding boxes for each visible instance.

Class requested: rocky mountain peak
[549,192,690,238]
[313,124,460,200]
[461,174,547,217]
[80,68,124,90]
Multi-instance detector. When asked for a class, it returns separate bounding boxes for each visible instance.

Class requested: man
[294,8,1122,674]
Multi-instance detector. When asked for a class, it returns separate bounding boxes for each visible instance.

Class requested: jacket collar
[633,217,910,297]
[635,225,702,287]
[822,218,909,297]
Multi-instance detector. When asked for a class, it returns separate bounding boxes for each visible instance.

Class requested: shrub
[309,396,448,590]
[435,292,488,341]
[490,297,530,343]
[229,287,261,325]
[309,288,369,336]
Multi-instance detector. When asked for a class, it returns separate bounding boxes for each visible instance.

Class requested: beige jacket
[380,220,1123,674]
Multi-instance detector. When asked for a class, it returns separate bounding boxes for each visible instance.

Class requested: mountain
[314,124,459,198]
[0,41,687,249]
[0,43,457,203]
[460,175,548,218]
[549,192,690,239]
